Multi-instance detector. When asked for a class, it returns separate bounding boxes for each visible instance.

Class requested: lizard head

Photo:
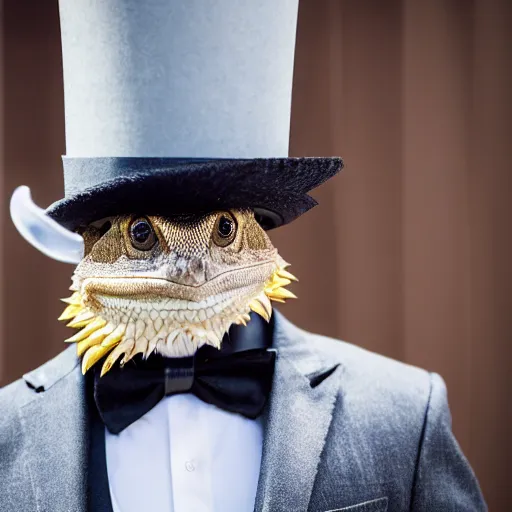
[59,209,297,376]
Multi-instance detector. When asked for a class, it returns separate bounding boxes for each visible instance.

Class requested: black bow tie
[93,313,276,434]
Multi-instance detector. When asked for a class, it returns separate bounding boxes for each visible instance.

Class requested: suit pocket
[326,496,388,512]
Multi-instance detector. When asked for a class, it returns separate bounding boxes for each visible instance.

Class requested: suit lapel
[254,313,340,512]
[19,347,89,512]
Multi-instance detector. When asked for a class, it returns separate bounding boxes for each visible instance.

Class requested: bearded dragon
[58,210,297,377]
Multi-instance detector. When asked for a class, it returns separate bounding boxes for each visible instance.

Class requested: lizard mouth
[59,266,297,376]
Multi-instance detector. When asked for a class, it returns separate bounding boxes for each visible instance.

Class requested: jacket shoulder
[296,327,437,463]
[307,330,433,410]
[0,348,81,511]
[0,346,79,428]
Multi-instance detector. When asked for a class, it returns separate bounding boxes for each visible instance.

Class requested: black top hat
[47,156,342,231]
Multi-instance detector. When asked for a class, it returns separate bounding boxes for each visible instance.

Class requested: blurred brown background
[1,0,511,509]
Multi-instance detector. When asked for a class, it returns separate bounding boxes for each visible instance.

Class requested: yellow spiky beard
[59,266,297,377]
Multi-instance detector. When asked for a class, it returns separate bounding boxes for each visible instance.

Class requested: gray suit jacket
[0,312,486,512]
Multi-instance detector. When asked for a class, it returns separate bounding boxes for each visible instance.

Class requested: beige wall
[2,0,510,508]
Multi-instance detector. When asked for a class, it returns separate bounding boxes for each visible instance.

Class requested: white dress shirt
[105,393,263,512]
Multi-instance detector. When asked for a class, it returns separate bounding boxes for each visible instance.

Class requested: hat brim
[46,157,343,230]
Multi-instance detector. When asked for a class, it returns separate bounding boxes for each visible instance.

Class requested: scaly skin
[59,209,297,376]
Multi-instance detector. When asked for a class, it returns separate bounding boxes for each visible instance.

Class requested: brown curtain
[1,1,510,508]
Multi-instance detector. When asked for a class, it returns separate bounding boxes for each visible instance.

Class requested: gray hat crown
[59,0,299,158]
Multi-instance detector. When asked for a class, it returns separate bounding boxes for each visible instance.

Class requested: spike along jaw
[59,210,297,376]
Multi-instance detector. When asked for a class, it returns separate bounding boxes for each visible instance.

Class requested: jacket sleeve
[411,373,487,511]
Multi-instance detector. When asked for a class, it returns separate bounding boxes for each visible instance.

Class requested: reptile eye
[129,217,157,251]
[213,212,237,247]
[218,216,234,237]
